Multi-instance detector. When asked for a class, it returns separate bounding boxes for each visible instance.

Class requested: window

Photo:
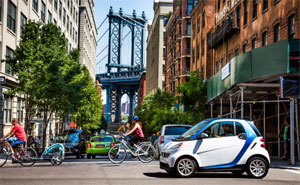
[288,14,295,39]
[228,53,232,62]
[48,11,52,23]
[274,23,280,42]
[252,0,257,19]
[41,1,46,23]
[235,48,239,57]
[216,60,219,72]
[243,43,247,53]
[252,38,256,49]
[63,8,66,25]
[187,19,191,36]
[201,39,205,56]
[221,58,224,68]
[5,47,14,75]
[7,0,16,33]
[262,31,267,46]
[235,122,245,135]
[33,0,38,12]
[236,5,240,28]
[20,13,27,35]
[192,23,196,35]
[244,0,248,25]
[54,0,58,10]
[217,0,221,10]
[3,95,12,123]
[196,44,200,59]
[59,1,62,18]
[67,0,70,8]
[54,19,57,25]
[263,0,268,12]
[17,98,24,123]
[0,0,2,21]
[70,22,72,36]
[203,122,234,138]
[197,17,200,33]
[67,15,69,31]
[71,0,73,13]
[186,58,190,74]
[75,11,78,24]
[192,48,195,63]
[202,11,205,28]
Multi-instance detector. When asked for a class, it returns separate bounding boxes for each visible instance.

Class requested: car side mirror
[197,133,208,139]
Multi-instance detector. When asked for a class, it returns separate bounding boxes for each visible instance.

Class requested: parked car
[86,135,116,159]
[160,118,270,178]
[154,124,192,158]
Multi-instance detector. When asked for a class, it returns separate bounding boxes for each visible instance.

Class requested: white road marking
[285,169,300,175]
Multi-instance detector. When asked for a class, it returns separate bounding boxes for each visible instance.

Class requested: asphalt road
[0,157,299,185]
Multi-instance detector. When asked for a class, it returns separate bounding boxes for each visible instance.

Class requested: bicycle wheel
[19,147,38,167]
[108,144,127,164]
[0,145,8,167]
[137,144,155,163]
[51,153,63,166]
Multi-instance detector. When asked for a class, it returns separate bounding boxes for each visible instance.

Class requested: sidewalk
[270,158,300,170]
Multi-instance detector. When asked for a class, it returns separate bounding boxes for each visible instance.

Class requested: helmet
[132,116,139,121]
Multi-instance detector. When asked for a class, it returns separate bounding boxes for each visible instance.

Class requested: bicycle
[108,135,156,164]
[0,139,37,167]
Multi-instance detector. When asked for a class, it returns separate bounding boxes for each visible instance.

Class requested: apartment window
[216,60,219,72]
[243,43,247,53]
[186,58,190,74]
[41,1,46,23]
[221,58,224,68]
[236,5,240,28]
[67,15,69,31]
[54,19,57,25]
[187,19,191,36]
[288,14,295,39]
[73,7,75,20]
[263,0,268,12]
[252,0,257,19]
[54,0,58,10]
[70,22,72,35]
[48,11,52,23]
[196,44,200,59]
[75,31,77,43]
[274,23,280,42]
[197,17,200,33]
[67,0,70,9]
[235,48,239,56]
[228,53,232,62]
[59,1,62,18]
[192,23,196,35]
[33,0,38,12]
[192,48,195,63]
[7,0,16,33]
[20,13,27,35]
[3,95,12,123]
[252,38,256,49]
[0,0,2,21]
[63,8,66,25]
[202,11,205,28]
[76,11,78,24]
[262,32,267,46]
[5,47,14,75]
[201,39,205,56]
[217,0,221,10]
[71,0,73,13]
[244,0,248,25]
[17,98,24,123]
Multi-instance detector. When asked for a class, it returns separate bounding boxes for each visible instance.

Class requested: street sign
[0,76,6,84]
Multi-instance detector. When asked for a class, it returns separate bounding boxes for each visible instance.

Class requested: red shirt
[12,124,27,142]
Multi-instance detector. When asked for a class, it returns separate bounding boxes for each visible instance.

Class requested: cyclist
[0,118,27,157]
[124,116,144,150]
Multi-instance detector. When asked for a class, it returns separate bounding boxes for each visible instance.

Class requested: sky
[94,0,154,104]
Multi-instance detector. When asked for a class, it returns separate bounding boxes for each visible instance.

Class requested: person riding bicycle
[124,116,144,151]
[0,118,27,157]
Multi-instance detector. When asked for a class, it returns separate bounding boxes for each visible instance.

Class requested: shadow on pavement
[143,172,250,179]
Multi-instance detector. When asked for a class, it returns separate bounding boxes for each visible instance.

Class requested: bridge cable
[97,17,108,31]
[97,28,109,43]
[96,45,108,58]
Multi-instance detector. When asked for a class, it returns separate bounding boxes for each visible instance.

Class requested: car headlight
[169,143,183,151]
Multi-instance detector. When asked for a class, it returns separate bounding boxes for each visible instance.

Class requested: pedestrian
[280,121,290,160]
[34,136,40,149]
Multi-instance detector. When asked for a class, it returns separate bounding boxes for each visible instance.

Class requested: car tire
[166,169,176,176]
[80,155,85,159]
[87,154,92,159]
[92,155,96,159]
[175,158,197,178]
[246,157,269,179]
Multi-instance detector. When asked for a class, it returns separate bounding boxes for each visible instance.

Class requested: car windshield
[165,126,191,135]
[180,120,211,139]
[91,136,113,142]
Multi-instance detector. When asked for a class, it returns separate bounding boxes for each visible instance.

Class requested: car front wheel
[175,158,196,177]
[246,157,269,179]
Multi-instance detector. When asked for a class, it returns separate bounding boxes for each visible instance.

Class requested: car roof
[162,124,192,127]
[92,135,113,138]
[203,118,252,123]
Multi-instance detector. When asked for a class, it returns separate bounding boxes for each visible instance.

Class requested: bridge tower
[96,7,147,123]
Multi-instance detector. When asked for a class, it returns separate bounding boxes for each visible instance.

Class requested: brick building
[165,0,198,93]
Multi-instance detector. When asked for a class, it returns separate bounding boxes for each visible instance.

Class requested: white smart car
[160,118,270,178]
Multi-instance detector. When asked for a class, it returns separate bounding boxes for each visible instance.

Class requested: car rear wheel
[175,158,196,178]
[87,154,92,159]
[92,155,96,159]
[246,157,269,179]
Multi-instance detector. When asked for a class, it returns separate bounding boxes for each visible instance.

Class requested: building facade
[165,0,198,94]
[79,0,97,80]
[146,0,172,95]
[190,0,299,161]
[0,0,79,141]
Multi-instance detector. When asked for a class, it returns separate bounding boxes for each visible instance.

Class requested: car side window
[203,121,234,138]
[203,123,221,138]
[235,122,245,135]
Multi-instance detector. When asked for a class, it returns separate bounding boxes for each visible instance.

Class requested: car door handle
[238,133,246,140]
